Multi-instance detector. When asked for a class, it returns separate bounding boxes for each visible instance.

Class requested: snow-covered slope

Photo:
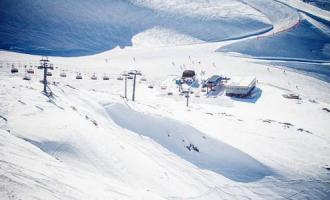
[1,41,330,199]
[1,0,330,199]
[0,0,271,56]
[218,14,330,61]
[217,0,330,62]
[277,0,330,21]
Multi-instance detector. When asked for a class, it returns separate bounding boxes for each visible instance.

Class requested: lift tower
[40,56,51,96]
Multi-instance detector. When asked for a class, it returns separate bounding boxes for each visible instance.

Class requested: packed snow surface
[0,0,271,56]
[1,41,330,199]
[1,0,330,200]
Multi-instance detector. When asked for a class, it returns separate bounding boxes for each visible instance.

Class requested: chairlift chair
[76,73,83,79]
[11,66,18,73]
[117,76,124,80]
[23,73,31,80]
[103,74,110,80]
[27,68,34,74]
[91,73,97,80]
[60,71,67,77]
[46,71,52,76]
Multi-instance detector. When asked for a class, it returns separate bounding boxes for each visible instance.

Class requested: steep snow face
[276,0,330,21]
[306,0,330,11]
[239,0,300,33]
[0,0,271,56]
[130,0,267,21]
[218,15,330,61]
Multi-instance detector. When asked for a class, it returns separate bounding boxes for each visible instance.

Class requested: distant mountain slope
[0,0,271,56]
[218,13,330,62]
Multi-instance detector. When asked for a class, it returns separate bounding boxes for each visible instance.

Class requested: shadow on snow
[105,103,273,183]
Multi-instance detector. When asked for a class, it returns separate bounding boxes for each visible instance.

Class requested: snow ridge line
[223,53,330,64]
[238,0,301,40]
[256,16,302,40]
[274,0,330,22]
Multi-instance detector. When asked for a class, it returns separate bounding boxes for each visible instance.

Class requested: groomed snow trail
[1,1,330,199]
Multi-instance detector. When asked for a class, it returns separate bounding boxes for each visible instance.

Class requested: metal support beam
[124,75,127,99]
[132,73,137,101]
[40,56,50,96]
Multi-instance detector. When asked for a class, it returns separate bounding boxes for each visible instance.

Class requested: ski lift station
[225,76,256,97]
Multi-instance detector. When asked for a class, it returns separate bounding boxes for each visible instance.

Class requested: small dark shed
[182,70,196,78]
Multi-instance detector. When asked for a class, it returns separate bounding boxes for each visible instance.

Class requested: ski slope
[0,0,271,56]
[1,0,330,199]
[276,0,330,21]
[1,41,330,199]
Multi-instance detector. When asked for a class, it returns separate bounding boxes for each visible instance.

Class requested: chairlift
[76,73,83,79]
[91,73,97,80]
[128,70,142,76]
[23,73,31,80]
[127,75,133,80]
[46,71,52,76]
[117,76,124,80]
[148,84,154,89]
[103,75,110,80]
[27,68,34,74]
[60,71,67,77]
[140,76,147,81]
[11,66,18,73]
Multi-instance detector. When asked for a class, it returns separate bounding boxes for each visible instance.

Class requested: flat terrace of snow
[227,76,256,87]
[1,43,330,199]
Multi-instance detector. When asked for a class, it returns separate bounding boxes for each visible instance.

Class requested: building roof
[182,70,196,78]
[227,76,256,87]
[207,75,221,83]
